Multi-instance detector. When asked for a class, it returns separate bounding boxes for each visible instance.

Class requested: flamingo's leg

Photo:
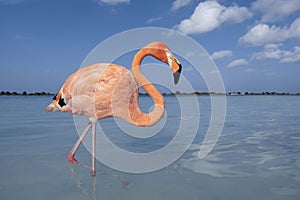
[67,123,92,164]
[91,122,96,176]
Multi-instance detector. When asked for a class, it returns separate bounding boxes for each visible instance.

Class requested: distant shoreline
[1,91,300,96]
[0,91,53,96]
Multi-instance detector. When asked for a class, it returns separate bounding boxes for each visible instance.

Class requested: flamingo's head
[44,92,67,112]
[144,42,182,84]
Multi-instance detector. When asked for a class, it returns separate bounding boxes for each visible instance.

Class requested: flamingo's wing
[60,63,135,118]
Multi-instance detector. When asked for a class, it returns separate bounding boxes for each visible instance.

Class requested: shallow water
[0,95,299,200]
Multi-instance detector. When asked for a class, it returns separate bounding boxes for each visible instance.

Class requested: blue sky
[0,0,299,93]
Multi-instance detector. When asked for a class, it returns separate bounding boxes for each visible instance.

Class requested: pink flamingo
[45,42,182,176]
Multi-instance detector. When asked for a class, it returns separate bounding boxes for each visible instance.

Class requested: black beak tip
[173,64,182,85]
[173,72,180,84]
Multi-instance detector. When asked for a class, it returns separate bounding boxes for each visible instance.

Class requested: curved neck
[130,48,165,126]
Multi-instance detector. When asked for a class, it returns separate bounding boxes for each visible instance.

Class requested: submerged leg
[68,123,92,164]
[91,123,96,176]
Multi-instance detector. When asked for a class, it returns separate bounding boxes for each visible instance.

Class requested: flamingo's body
[45,42,182,175]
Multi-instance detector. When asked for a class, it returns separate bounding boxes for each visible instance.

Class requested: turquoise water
[0,95,299,199]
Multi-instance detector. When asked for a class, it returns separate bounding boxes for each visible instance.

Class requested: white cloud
[289,18,300,38]
[239,24,288,46]
[211,50,232,60]
[252,0,300,22]
[253,44,300,63]
[280,47,300,63]
[147,16,162,23]
[239,18,300,46]
[97,0,130,5]
[175,1,252,34]
[228,58,248,68]
[219,5,252,23]
[171,0,192,11]
[252,43,283,60]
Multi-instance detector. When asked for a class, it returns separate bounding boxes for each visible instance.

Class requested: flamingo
[45,42,182,176]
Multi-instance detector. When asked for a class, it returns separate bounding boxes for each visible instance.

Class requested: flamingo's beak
[173,63,182,85]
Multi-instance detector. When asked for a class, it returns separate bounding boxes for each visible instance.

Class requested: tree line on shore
[1,90,299,96]
[0,91,53,96]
